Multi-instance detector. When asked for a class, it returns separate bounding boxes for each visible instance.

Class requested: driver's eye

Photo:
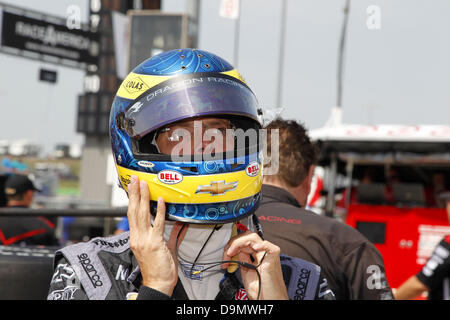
[168,132,182,142]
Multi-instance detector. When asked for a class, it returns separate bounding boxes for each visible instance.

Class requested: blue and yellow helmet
[110,49,263,224]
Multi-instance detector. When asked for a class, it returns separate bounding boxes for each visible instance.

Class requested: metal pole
[325,152,337,218]
[344,159,354,219]
[336,0,351,108]
[233,0,242,68]
[276,0,287,108]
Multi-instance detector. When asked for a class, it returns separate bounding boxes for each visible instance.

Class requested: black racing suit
[416,235,450,300]
[255,185,394,300]
[47,230,335,300]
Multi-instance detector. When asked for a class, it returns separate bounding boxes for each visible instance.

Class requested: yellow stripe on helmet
[116,164,262,204]
[115,69,246,101]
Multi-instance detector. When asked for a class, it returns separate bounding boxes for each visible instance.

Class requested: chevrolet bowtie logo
[195,181,238,196]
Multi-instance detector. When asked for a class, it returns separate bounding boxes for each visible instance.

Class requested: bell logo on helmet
[158,170,183,184]
[245,162,260,177]
[123,77,149,94]
[195,181,238,196]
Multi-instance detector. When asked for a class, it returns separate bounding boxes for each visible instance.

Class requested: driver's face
[155,117,235,156]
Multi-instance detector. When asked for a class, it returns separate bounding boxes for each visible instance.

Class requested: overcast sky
[1,0,450,154]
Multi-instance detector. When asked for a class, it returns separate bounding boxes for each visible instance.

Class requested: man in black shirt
[0,174,58,246]
[395,235,450,300]
[395,194,450,300]
[255,118,394,300]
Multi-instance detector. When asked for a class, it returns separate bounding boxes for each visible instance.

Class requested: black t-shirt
[416,235,450,300]
[0,206,58,246]
[255,184,394,300]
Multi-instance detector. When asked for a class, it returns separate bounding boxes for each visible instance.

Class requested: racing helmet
[110,48,263,224]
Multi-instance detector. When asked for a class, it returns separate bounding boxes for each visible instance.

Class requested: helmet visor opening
[133,115,263,163]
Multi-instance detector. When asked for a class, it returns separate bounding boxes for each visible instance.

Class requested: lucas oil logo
[123,77,149,94]
[245,162,260,177]
[158,170,183,185]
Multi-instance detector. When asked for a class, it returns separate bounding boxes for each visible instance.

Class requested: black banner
[1,11,99,65]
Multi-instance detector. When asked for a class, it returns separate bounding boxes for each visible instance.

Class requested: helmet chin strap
[169,213,264,274]
[173,218,265,300]
[160,215,265,300]
[167,222,231,300]
[166,221,232,267]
